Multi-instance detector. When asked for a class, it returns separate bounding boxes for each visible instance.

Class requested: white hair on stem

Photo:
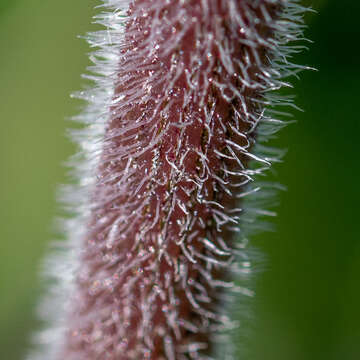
[27,1,311,359]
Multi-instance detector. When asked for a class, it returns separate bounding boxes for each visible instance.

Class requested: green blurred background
[0,0,359,359]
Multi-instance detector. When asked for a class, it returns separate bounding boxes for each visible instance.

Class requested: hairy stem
[28,1,308,360]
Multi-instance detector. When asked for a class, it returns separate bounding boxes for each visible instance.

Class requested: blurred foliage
[0,0,16,14]
[0,1,96,359]
[0,0,359,359]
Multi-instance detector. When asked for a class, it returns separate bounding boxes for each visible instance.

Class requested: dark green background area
[0,1,359,359]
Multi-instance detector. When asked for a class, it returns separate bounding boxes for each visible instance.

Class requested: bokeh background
[0,0,359,359]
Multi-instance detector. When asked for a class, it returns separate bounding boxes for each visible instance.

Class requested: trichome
[29,1,309,359]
